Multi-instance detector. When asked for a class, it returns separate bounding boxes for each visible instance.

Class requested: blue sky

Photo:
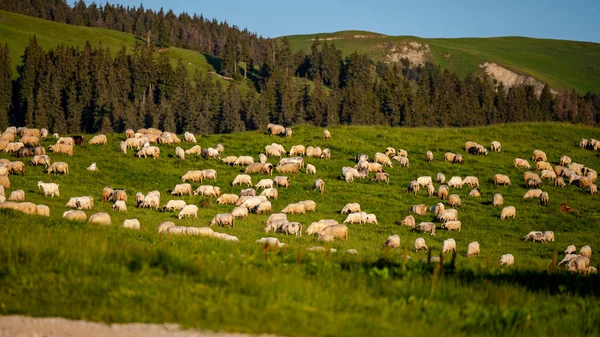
[82,0,600,42]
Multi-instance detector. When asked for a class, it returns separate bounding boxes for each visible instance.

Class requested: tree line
[0,1,599,133]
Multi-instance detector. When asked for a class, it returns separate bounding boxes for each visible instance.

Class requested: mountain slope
[0,10,217,78]
[284,31,600,93]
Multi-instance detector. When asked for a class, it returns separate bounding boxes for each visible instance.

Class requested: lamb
[88,134,107,145]
[232,174,253,187]
[427,183,435,197]
[324,129,331,139]
[63,210,87,222]
[491,193,503,207]
[447,176,463,188]
[193,185,221,198]
[540,192,549,206]
[255,179,274,189]
[178,205,199,219]
[37,181,59,197]
[490,141,501,152]
[371,172,390,184]
[441,220,461,231]
[448,194,462,208]
[313,179,325,193]
[8,190,24,201]
[522,189,543,200]
[425,151,434,162]
[184,132,197,143]
[119,141,127,154]
[89,212,111,225]
[385,147,396,156]
[273,176,290,189]
[284,128,292,137]
[543,231,554,242]
[463,176,479,188]
[409,204,427,216]
[343,211,367,224]
[401,215,416,227]
[493,174,511,186]
[162,200,187,211]
[531,149,547,162]
[469,188,480,197]
[442,239,456,254]
[414,238,427,251]
[210,213,235,227]
[513,158,531,169]
[500,206,516,220]
[299,200,316,212]
[467,242,480,257]
[281,203,306,214]
[112,200,127,212]
[172,183,193,196]
[383,235,400,249]
[437,185,449,199]
[317,224,348,240]
[86,162,98,171]
[231,206,249,218]
[321,148,331,159]
[412,222,436,236]
[216,194,239,205]
[522,231,545,242]
[341,203,361,214]
[306,164,316,175]
[175,147,185,160]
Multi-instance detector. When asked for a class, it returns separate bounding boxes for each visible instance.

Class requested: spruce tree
[0,44,11,129]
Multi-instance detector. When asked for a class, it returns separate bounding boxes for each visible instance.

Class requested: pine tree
[539,83,553,120]
[218,82,244,133]
[159,97,176,131]
[0,44,11,129]
[18,36,43,126]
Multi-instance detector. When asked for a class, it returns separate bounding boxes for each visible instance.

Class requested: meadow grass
[1,123,599,336]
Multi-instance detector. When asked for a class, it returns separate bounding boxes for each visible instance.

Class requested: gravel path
[0,316,280,337]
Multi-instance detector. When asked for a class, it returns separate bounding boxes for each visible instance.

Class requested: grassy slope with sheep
[1,122,599,337]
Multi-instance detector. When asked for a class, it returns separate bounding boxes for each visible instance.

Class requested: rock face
[479,62,557,97]
[381,41,431,66]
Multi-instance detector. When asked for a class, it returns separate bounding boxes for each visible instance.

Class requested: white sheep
[89,212,111,225]
[564,245,576,255]
[383,235,400,249]
[178,205,198,219]
[580,245,592,258]
[500,206,516,220]
[232,174,253,187]
[175,147,185,160]
[414,238,427,251]
[8,190,24,201]
[255,179,274,189]
[341,203,361,214]
[447,176,463,189]
[37,181,59,197]
[499,254,514,266]
[442,238,456,254]
[162,200,187,211]
[467,242,480,257]
[122,219,140,230]
[313,179,325,194]
[256,237,286,248]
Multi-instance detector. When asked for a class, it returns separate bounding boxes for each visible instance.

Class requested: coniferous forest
[0,0,599,133]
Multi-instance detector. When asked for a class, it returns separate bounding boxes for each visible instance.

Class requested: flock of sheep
[0,124,598,274]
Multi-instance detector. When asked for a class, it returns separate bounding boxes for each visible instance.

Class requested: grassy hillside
[1,123,599,336]
[284,31,600,94]
[0,10,217,79]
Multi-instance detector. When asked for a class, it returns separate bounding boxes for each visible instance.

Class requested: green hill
[284,31,600,94]
[0,10,217,79]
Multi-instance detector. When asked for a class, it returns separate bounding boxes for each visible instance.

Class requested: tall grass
[0,123,599,336]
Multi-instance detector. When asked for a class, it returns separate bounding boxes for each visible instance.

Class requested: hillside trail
[0,315,281,337]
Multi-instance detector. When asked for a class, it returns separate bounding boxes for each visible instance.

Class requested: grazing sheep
[232,174,253,187]
[490,141,501,152]
[216,194,240,205]
[63,210,87,222]
[426,151,434,162]
[313,179,325,194]
[184,145,202,155]
[36,204,50,217]
[88,134,107,145]
[513,158,531,169]
[0,176,10,189]
[500,206,516,220]
[341,203,361,214]
[172,183,193,196]
[222,156,238,166]
[122,219,140,230]
[231,206,249,218]
[102,186,114,202]
[233,156,254,166]
[540,192,549,206]
[522,189,543,200]
[201,169,217,182]
[210,213,235,227]
[343,211,367,224]
[453,154,464,164]
[8,190,24,201]
[441,220,461,231]
[321,148,331,159]
[448,194,462,208]
[554,176,566,187]
[30,155,51,167]
[417,176,433,187]
[266,213,287,225]
[135,146,160,159]
[467,242,480,257]
[281,203,306,214]
[463,176,479,188]
[109,189,127,203]
[442,238,456,254]
[86,162,98,171]
[444,152,456,162]
[319,234,335,242]
[437,209,458,222]
[245,163,273,175]
[276,163,300,174]
[273,176,290,189]
[367,162,384,173]
[37,181,59,197]
[239,188,256,197]
[493,174,511,186]
[522,231,545,242]
[565,245,577,255]
[536,161,553,172]
[543,231,554,242]
[401,215,416,227]
[278,222,302,236]
[299,200,316,212]
[306,164,316,175]
[256,237,286,248]
[183,132,197,143]
[112,200,127,212]
[365,214,378,224]
[178,205,199,219]
[436,173,445,184]
[175,147,185,160]
[500,254,514,266]
[531,149,547,162]
[447,176,463,189]
[412,222,436,236]
[540,169,557,181]
[89,212,111,225]
[7,161,25,175]
[201,147,220,159]
[526,178,541,188]
[437,185,449,200]
[383,235,400,249]
[260,188,278,200]
[317,224,348,240]
[407,180,420,194]
[306,220,339,235]
[409,204,427,216]
[427,183,435,197]
[45,161,68,175]
[323,129,331,139]
[193,185,221,198]
[385,147,396,156]
[371,172,390,184]
[374,153,393,167]
[591,184,597,195]
[162,200,187,211]
[469,188,480,197]
[414,238,427,251]
[580,246,592,258]
[255,178,274,190]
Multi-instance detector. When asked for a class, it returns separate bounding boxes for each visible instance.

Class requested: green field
[0,10,219,79]
[283,31,600,94]
[1,123,599,336]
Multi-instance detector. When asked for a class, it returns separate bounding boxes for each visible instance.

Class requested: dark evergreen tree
[0,44,11,128]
